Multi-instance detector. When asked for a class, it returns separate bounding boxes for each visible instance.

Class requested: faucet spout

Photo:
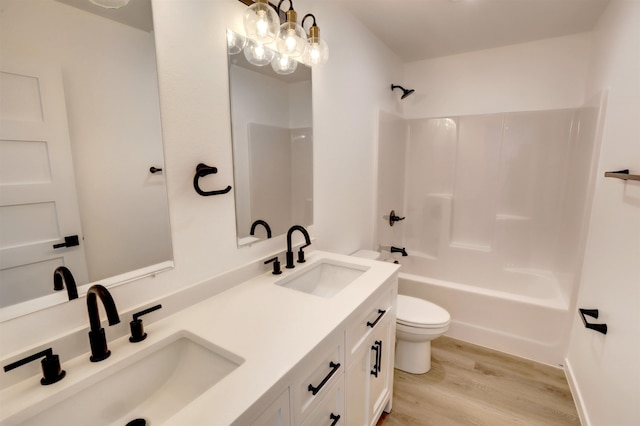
[390,246,408,256]
[250,219,272,238]
[286,225,311,269]
[53,266,78,300]
[86,285,120,362]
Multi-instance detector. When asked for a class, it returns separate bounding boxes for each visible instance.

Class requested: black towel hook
[193,163,232,196]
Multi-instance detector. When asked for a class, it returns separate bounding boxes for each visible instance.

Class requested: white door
[0,56,88,308]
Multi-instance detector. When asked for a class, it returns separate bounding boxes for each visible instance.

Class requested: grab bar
[604,169,640,181]
[579,308,607,335]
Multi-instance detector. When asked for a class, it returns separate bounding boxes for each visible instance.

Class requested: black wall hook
[579,308,608,335]
[193,163,232,196]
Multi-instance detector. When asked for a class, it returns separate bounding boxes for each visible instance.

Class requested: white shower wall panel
[451,114,504,250]
[391,108,596,291]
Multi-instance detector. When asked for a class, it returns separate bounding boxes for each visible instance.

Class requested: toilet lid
[396,295,450,327]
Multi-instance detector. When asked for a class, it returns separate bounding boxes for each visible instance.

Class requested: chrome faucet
[53,266,78,300]
[250,219,272,238]
[286,225,311,269]
[86,285,120,362]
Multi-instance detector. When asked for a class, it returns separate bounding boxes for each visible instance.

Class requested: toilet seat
[397,295,450,328]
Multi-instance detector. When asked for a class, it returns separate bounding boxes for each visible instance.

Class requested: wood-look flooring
[378,336,580,426]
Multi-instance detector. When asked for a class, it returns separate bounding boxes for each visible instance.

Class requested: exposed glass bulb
[302,26,329,66]
[271,53,298,75]
[243,40,275,67]
[227,30,247,55]
[276,10,307,58]
[243,0,280,44]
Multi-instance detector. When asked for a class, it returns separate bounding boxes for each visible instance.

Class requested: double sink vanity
[0,251,399,425]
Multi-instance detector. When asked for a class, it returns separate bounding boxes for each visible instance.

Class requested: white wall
[403,33,592,118]
[565,1,640,425]
[0,0,402,355]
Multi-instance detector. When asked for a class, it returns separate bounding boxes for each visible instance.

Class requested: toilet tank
[350,250,382,261]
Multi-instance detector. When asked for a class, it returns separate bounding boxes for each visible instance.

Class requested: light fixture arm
[301,13,317,32]
[277,0,294,15]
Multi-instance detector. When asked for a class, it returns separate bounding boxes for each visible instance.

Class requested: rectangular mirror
[227,30,313,246]
[0,0,173,321]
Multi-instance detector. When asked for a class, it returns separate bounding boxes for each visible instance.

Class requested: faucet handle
[129,304,163,343]
[3,348,66,385]
[264,257,282,275]
[297,242,312,264]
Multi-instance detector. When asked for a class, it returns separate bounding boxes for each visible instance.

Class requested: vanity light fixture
[243,0,280,44]
[275,0,307,58]
[227,29,247,55]
[243,38,276,66]
[301,14,329,66]
[271,52,298,75]
[88,0,129,9]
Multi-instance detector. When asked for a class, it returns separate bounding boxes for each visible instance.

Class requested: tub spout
[391,246,408,256]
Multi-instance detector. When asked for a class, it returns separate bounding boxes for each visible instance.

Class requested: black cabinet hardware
[52,235,79,249]
[330,413,341,425]
[579,308,608,335]
[3,348,65,385]
[130,304,163,342]
[366,309,386,328]
[308,361,340,396]
[370,342,380,377]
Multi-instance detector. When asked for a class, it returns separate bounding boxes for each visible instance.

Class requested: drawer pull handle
[370,340,382,377]
[366,309,386,328]
[330,413,341,425]
[308,361,340,396]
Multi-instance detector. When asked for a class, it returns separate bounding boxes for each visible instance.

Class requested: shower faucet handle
[389,210,405,226]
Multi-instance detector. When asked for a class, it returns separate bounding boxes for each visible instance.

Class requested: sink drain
[125,419,146,426]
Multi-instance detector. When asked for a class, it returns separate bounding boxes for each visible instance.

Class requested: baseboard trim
[564,357,590,426]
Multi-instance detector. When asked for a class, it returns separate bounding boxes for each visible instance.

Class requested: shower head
[391,84,415,99]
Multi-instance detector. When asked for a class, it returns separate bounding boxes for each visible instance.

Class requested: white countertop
[0,251,399,425]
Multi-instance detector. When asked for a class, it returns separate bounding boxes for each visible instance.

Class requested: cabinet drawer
[291,332,344,423]
[302,374,344,426]
[346,286,395,360]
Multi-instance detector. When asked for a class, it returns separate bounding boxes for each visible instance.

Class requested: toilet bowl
[395,294,450,374]
[351,249,451,375]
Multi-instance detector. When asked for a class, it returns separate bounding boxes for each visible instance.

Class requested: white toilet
[352,250,451,374]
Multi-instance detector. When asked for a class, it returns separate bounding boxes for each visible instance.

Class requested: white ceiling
[328,0,610,62]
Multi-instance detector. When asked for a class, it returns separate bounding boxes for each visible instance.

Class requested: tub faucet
[53,266,78,300]
[250,219,272,238]
[391,246,408,256]
[286,225,311,269]
[86,284,120,362]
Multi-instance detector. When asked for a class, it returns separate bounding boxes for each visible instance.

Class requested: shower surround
[377,103,602,364]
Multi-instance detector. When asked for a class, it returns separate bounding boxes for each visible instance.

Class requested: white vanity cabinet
[251,388,291,426]
[345,284,396,426]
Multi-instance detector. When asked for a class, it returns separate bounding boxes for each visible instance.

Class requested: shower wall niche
[377,104,602,303]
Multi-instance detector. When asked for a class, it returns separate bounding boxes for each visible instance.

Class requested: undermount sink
[276,259,369,298]
[18,332,243,426]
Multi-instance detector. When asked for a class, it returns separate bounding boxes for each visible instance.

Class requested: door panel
[0,57,88,308]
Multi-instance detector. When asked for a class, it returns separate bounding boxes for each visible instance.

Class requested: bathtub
[386,253,573,366]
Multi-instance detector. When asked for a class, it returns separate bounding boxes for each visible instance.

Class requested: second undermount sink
[17,332,243,426]
[276,259,369,298]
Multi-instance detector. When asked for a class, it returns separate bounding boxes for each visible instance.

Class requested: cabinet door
[251,388,291,426]
[368,316,394,425]
[346,345,369,426]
